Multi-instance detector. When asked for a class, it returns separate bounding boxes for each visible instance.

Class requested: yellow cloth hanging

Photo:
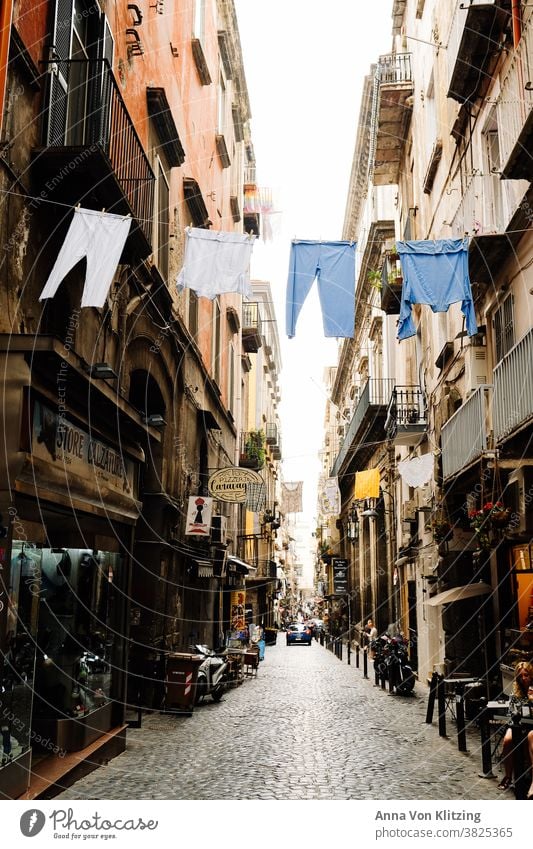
[354,468,380,500]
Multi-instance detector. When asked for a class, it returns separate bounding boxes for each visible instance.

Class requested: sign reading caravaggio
[207,467,263,503]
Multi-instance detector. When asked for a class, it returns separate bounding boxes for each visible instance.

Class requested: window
[153,158,169,280]
[212,299,221,386]
[193,0,205,40]
[228,341,235,415]
[493,294,514,364]
[188,291,198,340]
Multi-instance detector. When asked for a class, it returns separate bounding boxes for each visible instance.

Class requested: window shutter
[46,0,74,145]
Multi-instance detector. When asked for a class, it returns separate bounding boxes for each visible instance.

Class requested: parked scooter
[385,634,415,695]
[194,645,229,704]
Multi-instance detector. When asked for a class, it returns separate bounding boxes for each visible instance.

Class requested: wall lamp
[346,504,359,542]
[143,413,166,428]
[84,362,117,379]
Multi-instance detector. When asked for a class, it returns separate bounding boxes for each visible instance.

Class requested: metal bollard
[320,631,324,646]
[426,671,439,724]
[455,684,467,752]
[511,715,528,799]
[347,642,351,665]
[355,643,360,669]
[478,698,494,778]
[437,674,447,738]
[339,640,343,661]
[363,647,369,679]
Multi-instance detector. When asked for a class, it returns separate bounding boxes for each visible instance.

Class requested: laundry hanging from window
[396,238,477,341]
[39,208,132,309]
[354,468,380,501]
[176,227,256,299]
[285,239,356,338]
[397,453,434,487]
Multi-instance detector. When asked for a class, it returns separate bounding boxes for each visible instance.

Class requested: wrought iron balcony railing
[386,386,427,445]
[39,58,155,248]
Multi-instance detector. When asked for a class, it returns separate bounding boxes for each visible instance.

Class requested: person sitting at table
[497,661,533,792]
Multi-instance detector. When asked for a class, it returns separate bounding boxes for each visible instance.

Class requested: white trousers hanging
[176,227,255,299]
[39,208,132,308]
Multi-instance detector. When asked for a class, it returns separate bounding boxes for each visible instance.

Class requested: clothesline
[1,187,532,239]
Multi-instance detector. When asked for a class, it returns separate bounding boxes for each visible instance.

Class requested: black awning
[198,409,221,431]
[227,555,257,576]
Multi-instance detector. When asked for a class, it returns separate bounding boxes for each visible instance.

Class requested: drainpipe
[0,0,14,138]
[511,0,522,47]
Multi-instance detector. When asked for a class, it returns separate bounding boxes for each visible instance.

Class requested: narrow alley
[56,639,504,801]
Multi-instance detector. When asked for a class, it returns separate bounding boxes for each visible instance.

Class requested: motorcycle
[385,634,415,695]
[193,645,229,704]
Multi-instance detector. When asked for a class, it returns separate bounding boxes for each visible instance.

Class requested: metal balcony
[239,431,265,471]
[385,386,427,445]
[330,378,395,477]
[272,434,282,461]
[266,422,278,445]
[33,58,155,257]
[494,327,533,443]
[498,10,533,180]
[441,385,493,479]
[446,0,508,105]
[450,173,528,284]
[372,53,413,186]
[242,303,262,353]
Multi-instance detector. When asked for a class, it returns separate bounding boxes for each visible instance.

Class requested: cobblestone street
[57,638,505,800]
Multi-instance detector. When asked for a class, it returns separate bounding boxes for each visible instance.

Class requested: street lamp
[346,504,359,542]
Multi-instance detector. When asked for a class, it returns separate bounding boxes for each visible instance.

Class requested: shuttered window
[493,294,514,364]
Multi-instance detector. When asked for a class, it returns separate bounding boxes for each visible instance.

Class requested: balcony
[330,378,395,477]
[266,422,278,445]
[450,173,530,284]
[372,53,413,186]
[441,385,493,479]
[242,303,262,353]
[272,433,282,461]
[385,386,427,445]
[494,327,533,443]
[498,10,533,180]
[380,251,403,314]
[33,59,155,257]
[446,0,508,105]
[239,430,265,471]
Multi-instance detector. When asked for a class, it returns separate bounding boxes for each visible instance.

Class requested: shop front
[0,354,143,798]
[498,542,533,693]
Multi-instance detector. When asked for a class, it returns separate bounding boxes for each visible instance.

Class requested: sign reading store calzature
[208,467,263,503]
[31,399,135,494]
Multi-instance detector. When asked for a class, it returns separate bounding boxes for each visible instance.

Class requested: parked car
[286,623,312,646]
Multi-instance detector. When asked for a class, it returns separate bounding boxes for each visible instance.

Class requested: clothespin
[101,207,106,213]
[75,202,81,209]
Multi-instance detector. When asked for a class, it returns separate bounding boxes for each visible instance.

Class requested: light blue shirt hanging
[286,239,356,338]
[396,239,477,341]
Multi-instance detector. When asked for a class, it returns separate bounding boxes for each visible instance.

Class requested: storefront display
[500,544,533,692]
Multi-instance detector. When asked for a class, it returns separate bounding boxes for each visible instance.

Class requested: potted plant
[431,518,452,543]
[468,501,510,549]
[242,429,265,470]
[368,268,383,290]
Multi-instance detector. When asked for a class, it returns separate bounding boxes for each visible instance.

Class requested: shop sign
[332,558,349,595]
[185,496,213,535]
[207,466,263,503]
[31,400,135,494]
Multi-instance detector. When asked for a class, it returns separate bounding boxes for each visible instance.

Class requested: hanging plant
[432,519,452,543]
[468,501,510,549]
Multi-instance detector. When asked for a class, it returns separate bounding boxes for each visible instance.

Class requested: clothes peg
[101,207,106,213]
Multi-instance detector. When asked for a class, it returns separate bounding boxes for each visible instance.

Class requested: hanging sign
[208,467,263,503]
[185,496,213,535]
[230,590,246,630]
[332,558,349,595]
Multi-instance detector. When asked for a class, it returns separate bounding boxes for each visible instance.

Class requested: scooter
[194,645,229,704]
[385,635,415,695]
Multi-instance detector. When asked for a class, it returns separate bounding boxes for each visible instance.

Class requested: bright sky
[234,0,394,575]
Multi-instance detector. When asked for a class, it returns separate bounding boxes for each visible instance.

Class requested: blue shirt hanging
[396,239,477,341]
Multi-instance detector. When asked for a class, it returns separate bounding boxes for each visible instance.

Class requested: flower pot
[490,509,511,527]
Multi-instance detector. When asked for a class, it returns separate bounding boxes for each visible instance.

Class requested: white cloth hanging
[39,208,132,308]
[176,227,255,299]
[397,454,434,488]
[320,477,341,516]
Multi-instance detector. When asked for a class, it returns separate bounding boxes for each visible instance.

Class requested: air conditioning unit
[211,515,228,545]
[505,466,533,535]
[401,499,417,523]
[416,483,433,511]
[465,345,487,394]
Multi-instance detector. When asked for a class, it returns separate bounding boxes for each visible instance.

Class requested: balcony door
[47,0,113,147]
